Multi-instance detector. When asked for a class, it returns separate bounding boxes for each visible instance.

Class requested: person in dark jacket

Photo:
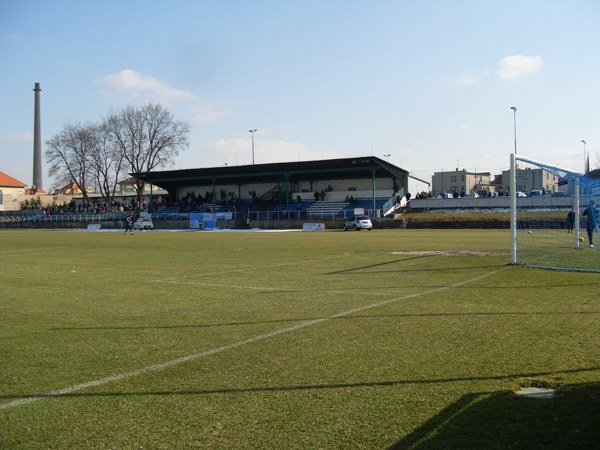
[124,214,133,235]
[582,203,597,247]
[566,207,575,233]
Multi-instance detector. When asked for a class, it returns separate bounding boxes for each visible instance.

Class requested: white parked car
[343,215,372,231]
[134,217,154,230]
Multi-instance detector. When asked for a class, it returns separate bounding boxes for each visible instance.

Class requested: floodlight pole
[249,129,258,165]
[581,140,587,174]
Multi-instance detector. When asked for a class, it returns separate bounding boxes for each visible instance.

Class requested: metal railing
[382,188,405,216]
[1,207,387,225]
[248,209,382,221]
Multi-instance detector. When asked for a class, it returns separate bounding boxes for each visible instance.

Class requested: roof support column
[212,178,216,211]
[371,167,377,213]
[284,173,290,210]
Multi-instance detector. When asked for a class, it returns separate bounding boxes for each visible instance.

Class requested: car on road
[343,215,372,231]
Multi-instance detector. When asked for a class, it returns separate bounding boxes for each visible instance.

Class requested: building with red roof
[0,171,29,211]
[0,171,28,189]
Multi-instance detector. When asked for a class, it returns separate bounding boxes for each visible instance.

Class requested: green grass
[1,229,599,449]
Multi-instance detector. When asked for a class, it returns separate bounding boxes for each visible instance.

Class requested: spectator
[124,213,133,235]
[582,203,597,247]
[566,207,575,233]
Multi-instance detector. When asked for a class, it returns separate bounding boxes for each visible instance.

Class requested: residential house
[0,171,28,211]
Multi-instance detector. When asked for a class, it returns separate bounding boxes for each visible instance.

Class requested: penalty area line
[0,266,506,411]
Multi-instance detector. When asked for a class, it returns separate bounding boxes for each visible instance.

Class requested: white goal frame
[510,153,599,272]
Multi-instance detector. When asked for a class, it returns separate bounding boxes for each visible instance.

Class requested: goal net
[510,154,600,272]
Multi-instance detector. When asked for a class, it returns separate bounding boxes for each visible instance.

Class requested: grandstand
[133,156,408,219]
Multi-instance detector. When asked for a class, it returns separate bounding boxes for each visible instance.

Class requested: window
[451,176,457,182]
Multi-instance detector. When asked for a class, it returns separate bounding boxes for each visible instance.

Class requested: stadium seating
[268,198,390,218]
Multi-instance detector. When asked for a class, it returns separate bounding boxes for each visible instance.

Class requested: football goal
[510,153,599,272]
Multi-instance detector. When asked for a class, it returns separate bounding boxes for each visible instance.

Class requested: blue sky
[1,0,599,189]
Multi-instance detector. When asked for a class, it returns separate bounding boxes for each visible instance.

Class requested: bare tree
[106,103,190,207]
[45,123,95,204]
[88,122,125,204]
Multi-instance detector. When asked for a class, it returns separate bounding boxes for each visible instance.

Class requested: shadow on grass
[2,367,599,402]
[326,256,506,275]
[50,310,600,331]
[389,381,600,449]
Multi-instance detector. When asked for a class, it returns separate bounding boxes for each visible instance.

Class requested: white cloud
[0,132,32,142]
[495,55,543,81]
[96,69,231,124]
[97,69,196,102]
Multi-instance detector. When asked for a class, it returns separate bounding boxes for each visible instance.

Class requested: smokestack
[33,82,42,190]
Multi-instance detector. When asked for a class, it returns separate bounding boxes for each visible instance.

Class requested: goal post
[510,153,600,272]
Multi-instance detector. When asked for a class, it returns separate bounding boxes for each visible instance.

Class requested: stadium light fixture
[249,129,258,165]
[383,153,391,162]
[510,107,517,155]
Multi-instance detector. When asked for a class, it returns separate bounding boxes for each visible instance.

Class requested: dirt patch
[391,250,507,257]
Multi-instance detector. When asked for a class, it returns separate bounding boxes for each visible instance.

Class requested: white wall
[294,190,394,202]
[180,177,397,201]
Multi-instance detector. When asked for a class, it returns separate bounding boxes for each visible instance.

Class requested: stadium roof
[132,156,408,193]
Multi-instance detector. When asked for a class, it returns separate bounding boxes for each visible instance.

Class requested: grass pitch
[1,229,599,449]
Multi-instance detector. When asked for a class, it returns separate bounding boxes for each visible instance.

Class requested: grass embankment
[402,210,566,223]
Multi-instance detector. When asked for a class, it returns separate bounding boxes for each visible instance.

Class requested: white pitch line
[0,266,506,411]
[167,281,394,296]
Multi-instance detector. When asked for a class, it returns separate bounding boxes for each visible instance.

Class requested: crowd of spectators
[411,187,510,200]
[19,198,148,216]
[415,191,432,199]
[178,190,242,213]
